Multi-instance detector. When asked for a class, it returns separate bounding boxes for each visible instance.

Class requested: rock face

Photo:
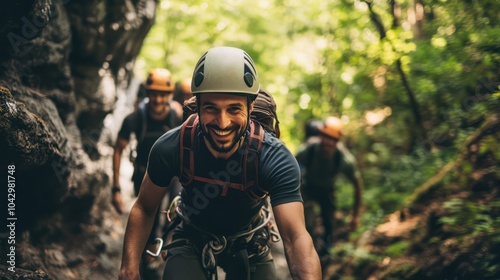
[0,0,157,278]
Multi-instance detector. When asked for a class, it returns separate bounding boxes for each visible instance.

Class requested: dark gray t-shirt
[148,125,302,235]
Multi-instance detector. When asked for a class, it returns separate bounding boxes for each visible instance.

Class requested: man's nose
[216,111,231,129]
[149,94,158,102]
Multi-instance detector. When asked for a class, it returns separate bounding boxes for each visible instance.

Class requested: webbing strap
[244,120,267,199]
[192,175,248,196]
[179,114,198,185]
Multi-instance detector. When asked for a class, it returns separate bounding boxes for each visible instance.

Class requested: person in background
[296,116,363,247]
[303,118,323,143]
[173,77,193,105]
[119,46,321,280]
[112,68,183,279]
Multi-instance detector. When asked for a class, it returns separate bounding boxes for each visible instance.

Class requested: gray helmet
[191,46,260,96]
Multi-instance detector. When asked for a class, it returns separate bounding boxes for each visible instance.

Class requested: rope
[201,235,227,271]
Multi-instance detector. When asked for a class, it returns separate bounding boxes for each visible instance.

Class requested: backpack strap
[179,114,198,185]
[138,101,148,143]
[243,120,267,199]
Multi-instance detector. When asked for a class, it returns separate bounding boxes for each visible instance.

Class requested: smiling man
[119,46,321,280]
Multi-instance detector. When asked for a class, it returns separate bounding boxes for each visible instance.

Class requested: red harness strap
[179,115,268,199]
[243,119,266,199]
[179,114,198,185]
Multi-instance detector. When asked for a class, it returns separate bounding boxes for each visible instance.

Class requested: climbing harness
[147,198,280,280]
[145,113,280,279]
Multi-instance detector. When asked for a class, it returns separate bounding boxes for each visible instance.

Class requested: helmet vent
[243,53,257,74]
[193,52,207,87]
[194,65,204,87]
[244,65,254,87]
[195,52,207,69]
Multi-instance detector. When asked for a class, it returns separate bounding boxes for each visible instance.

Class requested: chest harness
[148,114,281,280]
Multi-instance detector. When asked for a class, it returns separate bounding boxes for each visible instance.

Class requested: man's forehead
[199,93,247,105]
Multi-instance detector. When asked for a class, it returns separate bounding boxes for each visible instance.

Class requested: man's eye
[228,107,242,113]
[203,106,217,112]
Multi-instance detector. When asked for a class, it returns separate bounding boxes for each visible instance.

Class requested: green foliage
[136,3,500,272]
[384,241,410,257]
[330,242,379,264]
[440,199,500,238]
[379,263,420,280]
[480,135,500,161]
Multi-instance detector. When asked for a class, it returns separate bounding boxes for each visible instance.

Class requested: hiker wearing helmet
[296,116,364,248]
[112,68,183,278]
[173,77,193,105]
[119,47,321,280]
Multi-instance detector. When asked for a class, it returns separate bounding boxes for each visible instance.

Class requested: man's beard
[321,142,337,157]
[149,102,167,113]
[202,124,247,154]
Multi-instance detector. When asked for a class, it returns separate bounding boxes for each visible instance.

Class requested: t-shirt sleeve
[117,113,136,141]
[146,127,181,187]
[260,137,303,206]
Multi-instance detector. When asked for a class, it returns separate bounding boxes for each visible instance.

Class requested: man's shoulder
[336,141,358,166]
[154,125,182,147]
[336,141,353,157]
[119,110,141,130]
[124,109,141,120]
[162,124,182,137]
[261,131,286,150]
[259,132,297,165]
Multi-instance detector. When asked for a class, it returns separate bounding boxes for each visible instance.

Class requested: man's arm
[112,137,129,214]
[119,172,168,279]
[337,142,363,230]
[273,201,321,280]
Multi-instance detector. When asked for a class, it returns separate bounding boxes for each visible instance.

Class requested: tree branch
[363,0,425,144]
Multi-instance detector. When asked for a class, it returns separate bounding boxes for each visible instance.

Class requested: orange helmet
[319,116,343,140]
[180,78,192,95]
[144,68,174,92]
